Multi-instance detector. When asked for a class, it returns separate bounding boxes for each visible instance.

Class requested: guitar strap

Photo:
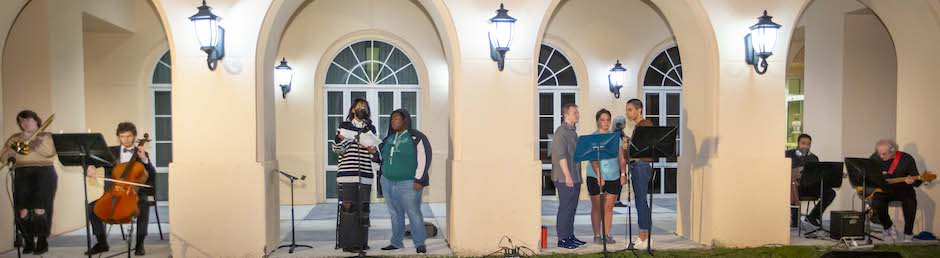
[887,151,902,175]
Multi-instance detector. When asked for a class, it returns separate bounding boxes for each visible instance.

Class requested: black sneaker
[614,202,628,208]
[135,245,146,256]
[22,237,35,254]
[381,245,399,251]
[569,237,587,246]
[34,238,49,255]
[85,242,110,255]
[416,245,427,254]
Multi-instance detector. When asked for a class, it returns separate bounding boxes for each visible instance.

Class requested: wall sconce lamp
[189,0,226,71]
[608,60,627,98]
[744,10,781,75]
[488,4,516,71]
[275,58,293,99]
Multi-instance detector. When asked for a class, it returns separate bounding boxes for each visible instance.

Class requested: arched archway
[785,0,940,241]
[0,0,175,254]
[257,0,460,255]
[534,0,721,247]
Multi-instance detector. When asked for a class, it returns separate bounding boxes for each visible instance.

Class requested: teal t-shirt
[381,131,418,181]
[586,131,621,180]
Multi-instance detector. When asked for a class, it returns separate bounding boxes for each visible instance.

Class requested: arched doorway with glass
[537,44,579,196]
[324,40,421,199]
[640,46,682,195]
[151,50,173,202]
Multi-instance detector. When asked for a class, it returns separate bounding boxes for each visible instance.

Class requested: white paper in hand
[338,128,359,141]
[358,132,381,148]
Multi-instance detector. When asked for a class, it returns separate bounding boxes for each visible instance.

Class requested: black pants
[12,166,58,238]
[872,189,917,235]
[87,193,152,241]
[337,183,370,250]
[804,187,836,220]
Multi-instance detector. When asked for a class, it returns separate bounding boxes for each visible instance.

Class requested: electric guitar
[884,171,936,184]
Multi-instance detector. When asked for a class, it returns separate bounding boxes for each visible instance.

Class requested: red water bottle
[540,226,548,248]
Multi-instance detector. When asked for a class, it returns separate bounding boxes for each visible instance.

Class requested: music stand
[845,158,886,243]
[574,133,621,257]
[629,126,678,256]
[52,133,115,258]
[799,161,843,237]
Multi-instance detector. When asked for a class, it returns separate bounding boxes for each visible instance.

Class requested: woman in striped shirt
[331,98,377,252]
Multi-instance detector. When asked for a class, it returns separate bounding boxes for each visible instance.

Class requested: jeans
[630,161,653,231]
[554,181,581,240]
[381,176,426,248]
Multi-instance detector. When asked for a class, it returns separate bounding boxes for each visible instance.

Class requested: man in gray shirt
[551,103,584,249]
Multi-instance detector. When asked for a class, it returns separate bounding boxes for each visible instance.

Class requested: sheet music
[338,128,381,148]
[358,132,381,147]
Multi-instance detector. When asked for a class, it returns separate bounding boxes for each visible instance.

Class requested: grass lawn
[533,244,940,257]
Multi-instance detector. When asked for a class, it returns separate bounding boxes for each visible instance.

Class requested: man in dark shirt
[869,139,922,242]
[784,134,832,228]
[551,103,585,249]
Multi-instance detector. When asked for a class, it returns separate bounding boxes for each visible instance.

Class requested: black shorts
[586,176,622,196]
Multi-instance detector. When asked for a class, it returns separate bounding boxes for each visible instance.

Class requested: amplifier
[830,210,865,239]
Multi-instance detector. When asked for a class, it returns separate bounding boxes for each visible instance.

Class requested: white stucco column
[443,0,548,254]
[151,0,280,256]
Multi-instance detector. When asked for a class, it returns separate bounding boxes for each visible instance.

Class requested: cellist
[84,122,156,256]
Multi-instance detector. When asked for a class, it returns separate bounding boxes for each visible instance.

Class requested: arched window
[642,46,681,194]
[151,50,172,200]
[537,44,578,196]
[324,40,420,198]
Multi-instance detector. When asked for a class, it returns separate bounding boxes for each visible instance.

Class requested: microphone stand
[276,170,311,253]
[349,119,372,258]
[7,158,22,258]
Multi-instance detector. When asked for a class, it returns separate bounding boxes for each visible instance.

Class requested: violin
[93,134,151,224]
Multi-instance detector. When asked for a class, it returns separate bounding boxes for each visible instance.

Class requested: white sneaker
[903,234,913,243]
[631,237,649,250]
[883,226,897,241]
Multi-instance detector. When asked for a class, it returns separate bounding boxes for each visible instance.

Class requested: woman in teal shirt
[586,109,627,245]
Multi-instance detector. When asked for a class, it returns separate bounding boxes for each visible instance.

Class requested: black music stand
[52,133,115,258]
[628,126,678,256]
[574,133,621,257]
[799,161,843,237]
[277,170,312,253]
[845,158,885,243]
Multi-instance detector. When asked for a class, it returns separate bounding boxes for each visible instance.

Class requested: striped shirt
[331,120,376,185]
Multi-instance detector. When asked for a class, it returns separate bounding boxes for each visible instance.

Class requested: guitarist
[869,139,922,242]
[83,122,156,255]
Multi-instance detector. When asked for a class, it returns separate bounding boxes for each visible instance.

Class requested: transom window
[324,40,420,199]
[642,46,682,194]
[537,44,578,196]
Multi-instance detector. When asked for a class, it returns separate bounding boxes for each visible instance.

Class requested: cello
[93,134,151,224]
